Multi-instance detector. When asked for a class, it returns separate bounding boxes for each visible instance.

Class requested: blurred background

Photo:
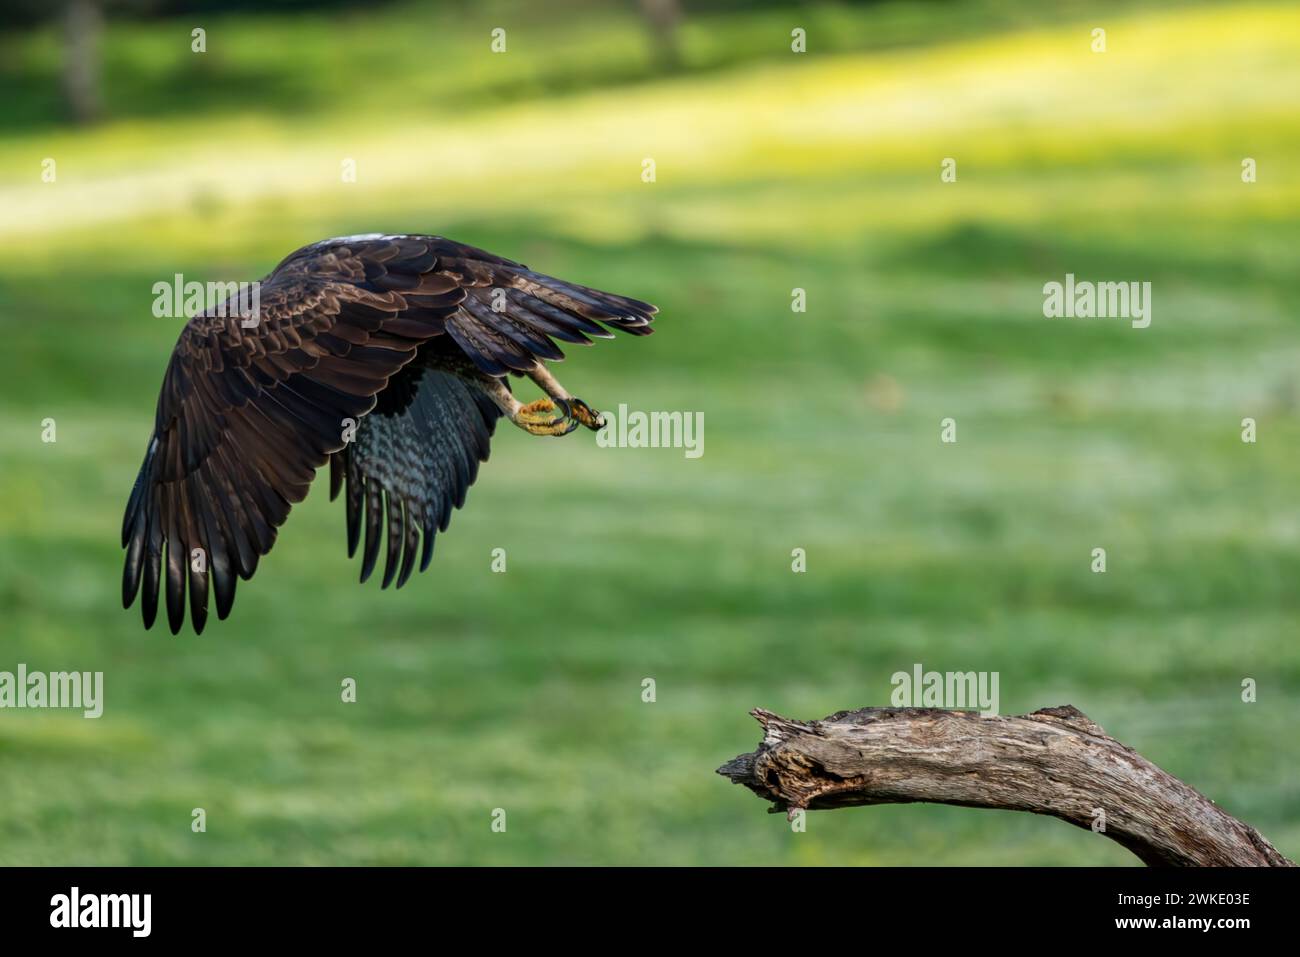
[0,0,1297,865]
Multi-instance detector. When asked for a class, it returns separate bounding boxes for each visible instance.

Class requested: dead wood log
[717,705,1292,867]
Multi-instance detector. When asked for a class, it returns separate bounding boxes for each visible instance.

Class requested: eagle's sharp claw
[567,397,605,432]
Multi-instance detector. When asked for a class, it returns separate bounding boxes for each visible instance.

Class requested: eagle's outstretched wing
[432,242,655,374]
[328,365,502,591]
[122,235,656,634]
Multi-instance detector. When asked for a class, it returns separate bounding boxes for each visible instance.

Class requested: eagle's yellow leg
[469,363,600,437]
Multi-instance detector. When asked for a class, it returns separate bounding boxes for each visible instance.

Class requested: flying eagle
[122,234,657,635]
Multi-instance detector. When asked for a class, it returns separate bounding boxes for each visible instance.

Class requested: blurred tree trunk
[637,0,682,70]
[62,0,103,124]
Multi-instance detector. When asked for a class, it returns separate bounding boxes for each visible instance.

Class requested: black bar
[0,866,1292,942]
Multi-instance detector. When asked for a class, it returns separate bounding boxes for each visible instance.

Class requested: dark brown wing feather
[123,234,657,634]
[426,237,657,376]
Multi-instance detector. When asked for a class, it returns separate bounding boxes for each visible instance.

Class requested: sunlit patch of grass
[2,3,1298,248]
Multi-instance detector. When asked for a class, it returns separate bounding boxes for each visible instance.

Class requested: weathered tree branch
[718,705,1292,867]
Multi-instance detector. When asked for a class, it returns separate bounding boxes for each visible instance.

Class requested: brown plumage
[122,234,657,634]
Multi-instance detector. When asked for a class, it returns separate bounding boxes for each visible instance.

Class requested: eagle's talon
[513,398,575,436]
[567,397,605,432]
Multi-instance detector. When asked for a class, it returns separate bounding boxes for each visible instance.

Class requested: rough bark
[718,705,1292,867]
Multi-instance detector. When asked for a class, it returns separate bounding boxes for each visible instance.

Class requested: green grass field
[0,0,1297,865]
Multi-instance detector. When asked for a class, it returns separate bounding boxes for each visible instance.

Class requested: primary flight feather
[122,234,657,634]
